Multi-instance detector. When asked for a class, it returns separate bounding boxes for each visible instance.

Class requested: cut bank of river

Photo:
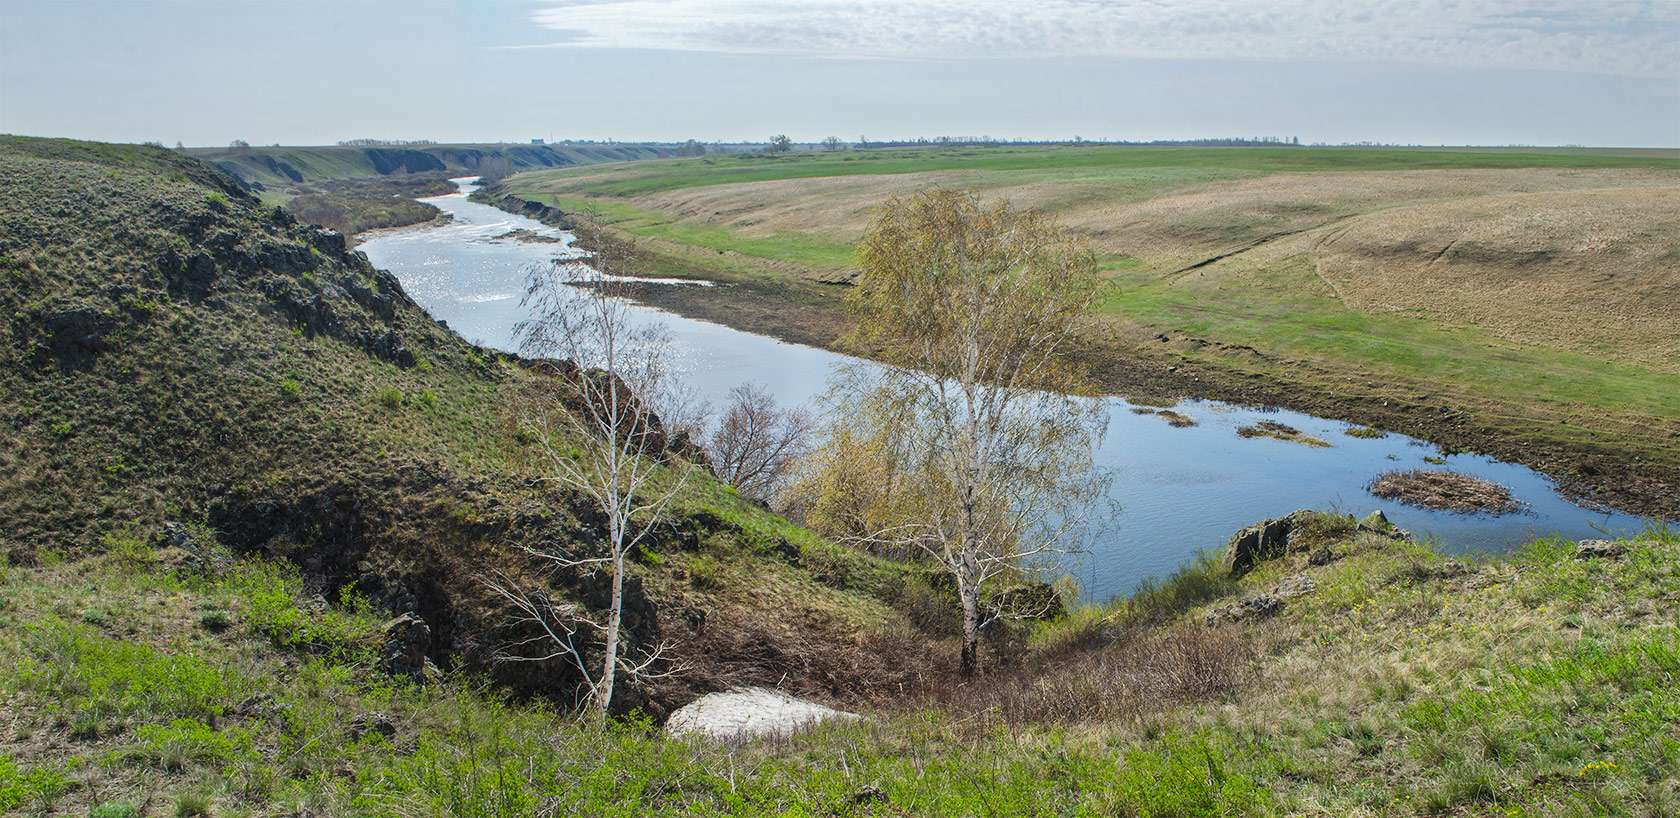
[358,178,1653,603]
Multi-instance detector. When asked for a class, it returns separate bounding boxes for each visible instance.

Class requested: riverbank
[9,503,1674,815]
[482,190,1680,520]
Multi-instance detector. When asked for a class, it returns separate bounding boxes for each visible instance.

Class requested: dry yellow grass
[578,167,1678,366]
[1311,186,1680,365]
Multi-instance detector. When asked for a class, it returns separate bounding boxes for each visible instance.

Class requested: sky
[0,0,1676,148]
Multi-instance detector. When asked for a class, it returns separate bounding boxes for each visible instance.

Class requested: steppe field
[491,146,1680,516]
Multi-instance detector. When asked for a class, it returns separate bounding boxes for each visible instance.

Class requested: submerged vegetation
[1237,420,1332,448]
[2,135,1676,817]
[1368,469,1526,515]
[485,143,1680,519]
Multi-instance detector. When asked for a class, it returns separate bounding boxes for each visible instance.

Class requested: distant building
[531,138,544,145]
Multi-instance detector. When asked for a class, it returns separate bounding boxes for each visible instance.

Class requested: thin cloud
[526,0,1679,78]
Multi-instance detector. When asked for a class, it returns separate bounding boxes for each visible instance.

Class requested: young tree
[488,233,693,721]
[474,155,512,186]
[808,188,1113,676]
[709,382,814,506]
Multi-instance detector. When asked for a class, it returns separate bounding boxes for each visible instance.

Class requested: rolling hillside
[187,142,676,188]
[487,145,1680,518]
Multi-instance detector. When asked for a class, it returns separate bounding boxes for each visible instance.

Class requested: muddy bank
[482,193,1679,522]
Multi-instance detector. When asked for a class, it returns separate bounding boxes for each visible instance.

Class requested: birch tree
[811,188,1113,676]
[489,238,692,721]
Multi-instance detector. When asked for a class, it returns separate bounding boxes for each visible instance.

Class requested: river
[356,178,1651,603]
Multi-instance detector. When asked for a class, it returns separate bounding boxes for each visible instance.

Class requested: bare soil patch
[1367,469,1525,515]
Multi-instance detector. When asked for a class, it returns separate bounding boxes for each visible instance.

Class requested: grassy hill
[485,145,1680,518]
[4,504,1674,815]
[176,142,680,241]
[0,132,940,728]
[1,136,1677,816]
[185,143,677,189]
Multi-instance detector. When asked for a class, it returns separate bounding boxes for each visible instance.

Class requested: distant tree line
[336,139,439,147]
[852,135,1304,149]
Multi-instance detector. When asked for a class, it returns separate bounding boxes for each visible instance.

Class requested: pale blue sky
[1,0,1675,147]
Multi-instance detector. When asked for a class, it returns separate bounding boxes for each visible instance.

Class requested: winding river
[358,179,1651,603]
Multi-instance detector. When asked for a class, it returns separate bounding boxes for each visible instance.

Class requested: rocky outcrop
[1273,573,1318,600]
[665,687,861,740]
[1222,509,1315,576]
[1575,539,1632,560]
[1224,510,1413,576]
[1205,595,1286,626]
[1204,574,1317,626]
[380,613,432,679]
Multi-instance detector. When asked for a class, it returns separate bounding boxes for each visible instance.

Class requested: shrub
[134,719,255,771]
[233,560,376,661]
[375,387,404,409]
[19,621,230,721]
[173,791,214,817]
[198,609,232,632]
[0,755,69,812]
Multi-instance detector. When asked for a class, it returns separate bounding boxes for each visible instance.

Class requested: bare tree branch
[487,224,699,721]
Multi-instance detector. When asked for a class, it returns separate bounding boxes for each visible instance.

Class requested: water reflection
[358,180,1650,603]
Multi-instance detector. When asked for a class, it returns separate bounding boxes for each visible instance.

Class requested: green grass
[4,516,1674,815]
[518,144,1680,199]
[489,145,1680,506]
[1106,255,1680,421]
[530,194,856,270]
[6,135,1678,816]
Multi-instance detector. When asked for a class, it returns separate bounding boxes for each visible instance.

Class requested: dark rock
[1222,509,1315,576]
[41,306,118,357]
[690,509,738,534]
[768,538,801,566]
[364,329,415,368]
[155,521,232,576]
[348,711,397,742]
[1205,594,1285,626]
[167,251,220,292]
[852,786,888,805]
[308,227,347,255]
[158,521,195,551]
[273,286,340,336]
[1308,547,1336,566]
[1356,510,1412,540]
[380,613,431,678]
[346,280,398,320]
